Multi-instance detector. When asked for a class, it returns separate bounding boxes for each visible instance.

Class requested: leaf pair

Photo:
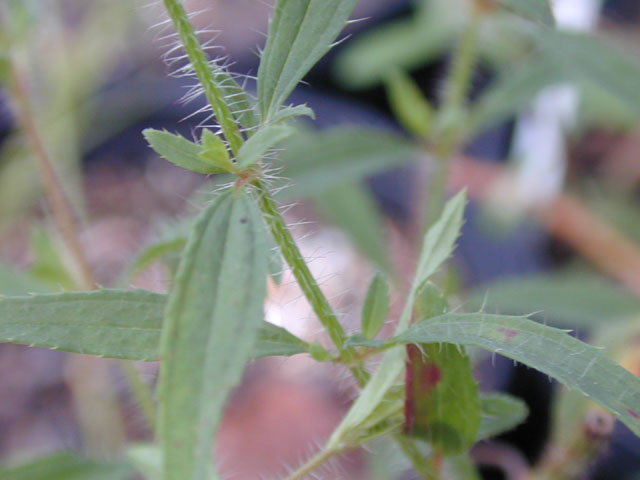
[143,125,294,175]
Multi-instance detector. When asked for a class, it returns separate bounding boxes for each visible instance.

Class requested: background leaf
[158,189,268,480]
[28,228,77,290]
[276,128,418,200]
[0,262,51,295]
[468,56,559,135]
[0,452,133,480]
[466,271,640,328]
[257,0,358,119]
[477,393,529,440]
[538,31,640,120]
[385,69,433,138]
[496,0,555,27]
[334,0,464,88]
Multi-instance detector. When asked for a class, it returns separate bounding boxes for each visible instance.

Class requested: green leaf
[334,0,463,88]
[361,272,390,340]
[236,125,294,169]
[468,56,559,135]
[199,129,235,172]
[538,31,640,120]
[496,0,555,27]
[216,72,258,131]
[254,321,309,358]
[466,272,640,329]
[391,312,640,438]
[28,228,77,290]
[0,289,308,361]
[130,238,187,276]
[127,444,162,480]
[143,129,227,175]
[313,182,389,271]
[269,104,316,124]
[442,455,482,480]
[412,190,466,296]
[405,284,480,455]
[276,128,418,200]
[258,0,359,119]
[0,289,165,360]
[0,452,133,480]
[158,189,269,480]
[405,343,480,454]
[385,69,433,138]
[327,192,467,448]
[0,262,51,295]
[477,393,529,440]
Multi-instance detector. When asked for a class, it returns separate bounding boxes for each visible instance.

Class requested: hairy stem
[163,0,244,155]
[163,0,369,386]
[254,179,369,384]
[284,447,340,480]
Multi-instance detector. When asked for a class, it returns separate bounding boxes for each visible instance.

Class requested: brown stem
[9,67,94,289]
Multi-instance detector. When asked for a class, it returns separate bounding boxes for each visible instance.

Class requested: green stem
[283,447,340,480]
[441,12,480,117]
[163,0,244,155]
[425,11,480,230]
[253,179,369,385]
[119,360,156,434]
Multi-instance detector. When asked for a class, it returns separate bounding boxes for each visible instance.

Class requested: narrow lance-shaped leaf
[276,128,419,200]
[467,56,560,137]
[537,31,640,119]
[199,129,235,172]
[143,129,228,175]
[0,289,165,361]
[477,393,529,441]
[0,289,309,361]
[236,125,294,169]
[404,283,480,455]
[258,0,358,120]
[327,192,467,448]
[385,69,433,138]
[361,272,390,340]
[389,312,640,438]
[158,189,269,480]
[269,104,315,124]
